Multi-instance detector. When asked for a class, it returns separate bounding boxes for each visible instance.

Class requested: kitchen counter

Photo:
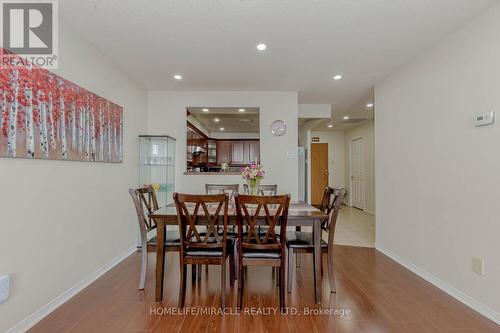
[184,172,241,175]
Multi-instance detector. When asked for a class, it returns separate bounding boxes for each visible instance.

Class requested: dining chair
[205,184,239,277]
[258,184,278,196]
[295,186,335,268]
[129,186,181,290]
[174,193,235,308]
[205,184,239,199]
[286,188,346,294]
[235,194,291,310]
[242,184,278,195]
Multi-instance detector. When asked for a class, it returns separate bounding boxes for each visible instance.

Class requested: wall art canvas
[0,48,123,162]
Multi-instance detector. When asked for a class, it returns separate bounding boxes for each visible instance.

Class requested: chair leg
[296,254,300,267]
[237,260,244,309]
[279,259,286,311]
[279,264,286,311]
[191,264,197,283]
[229,253,235,286]
[221,261,226,308]
[287,247,294,293]
[198,264,202,281]
[327,247,336,293]
[233,240,238,280]
[139,244,147,290]
[178,264,187,308]
[278,268,282,310]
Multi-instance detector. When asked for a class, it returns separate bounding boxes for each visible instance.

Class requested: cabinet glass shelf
[139,135,176,207]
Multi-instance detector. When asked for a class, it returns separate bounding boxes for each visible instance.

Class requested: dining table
[149,201,328,304]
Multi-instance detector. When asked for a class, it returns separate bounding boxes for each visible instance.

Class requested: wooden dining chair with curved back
[174,192,235,308]
[286,188,346,294]
[205,184,240,277]
[205,184,239,199]
[235,194,290,310]
[258,184,278,196]
[129,186,181,290]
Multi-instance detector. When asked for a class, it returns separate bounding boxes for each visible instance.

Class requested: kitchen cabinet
[248,141,260,164]
[217,140,232,164]
[231,141,246,164]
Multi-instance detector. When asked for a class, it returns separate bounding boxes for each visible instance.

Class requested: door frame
[349,136,365,210]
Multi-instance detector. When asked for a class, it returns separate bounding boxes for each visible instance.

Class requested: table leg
[155,220,165,302]
[313,218,322,304]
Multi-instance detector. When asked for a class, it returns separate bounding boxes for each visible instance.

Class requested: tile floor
[333,206,375,248]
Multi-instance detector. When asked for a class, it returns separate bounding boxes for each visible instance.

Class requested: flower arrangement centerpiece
[241,164,265,195]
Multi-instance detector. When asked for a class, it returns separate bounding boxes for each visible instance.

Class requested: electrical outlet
[0,275,9,304]
[471,257,485,276]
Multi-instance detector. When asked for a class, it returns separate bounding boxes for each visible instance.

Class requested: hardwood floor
[29,246,499,333]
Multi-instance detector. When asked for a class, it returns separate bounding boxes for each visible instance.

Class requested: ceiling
[60,0,498,116]
[188,107,259,133]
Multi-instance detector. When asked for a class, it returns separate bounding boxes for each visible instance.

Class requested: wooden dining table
[149,202,328,304]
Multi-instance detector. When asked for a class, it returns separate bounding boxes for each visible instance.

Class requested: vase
[247,179,260,195]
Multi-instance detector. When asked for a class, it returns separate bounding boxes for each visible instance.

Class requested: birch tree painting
[0,48,123,163]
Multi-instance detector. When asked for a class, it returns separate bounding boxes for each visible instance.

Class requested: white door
[351,137,365,210]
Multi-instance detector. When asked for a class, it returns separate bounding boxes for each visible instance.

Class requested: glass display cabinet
[139,135,176,207]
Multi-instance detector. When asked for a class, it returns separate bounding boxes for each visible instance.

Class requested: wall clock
[271,120,287,136]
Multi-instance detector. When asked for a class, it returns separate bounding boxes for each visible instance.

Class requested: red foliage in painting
[0,48,123,161]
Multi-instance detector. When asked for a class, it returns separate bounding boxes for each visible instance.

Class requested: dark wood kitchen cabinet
[216,139,260,165]
[231,141,246,164]
[248,141,260,164]
[216,141,231,164]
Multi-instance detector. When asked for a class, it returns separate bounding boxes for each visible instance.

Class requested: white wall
[298,104,331,118]
[310,131,345,189]
[0,21,147,332]
[148,91,298,199]
[345,120,375,214]
[375,5,500,321]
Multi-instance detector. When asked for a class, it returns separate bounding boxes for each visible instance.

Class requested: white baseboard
[375,244,500,325]
[7,245,137,333]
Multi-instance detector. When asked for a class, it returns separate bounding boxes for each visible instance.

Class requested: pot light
[220,127,225,131]
[214,118,220,122]
[256,43,267,51]
[333,74,342,80]
[343,116,350,120]
[238,108,246,112]
[366,103,374,108]
[173,74,182,80]
[328,124,333,128]
[202,108,209,112]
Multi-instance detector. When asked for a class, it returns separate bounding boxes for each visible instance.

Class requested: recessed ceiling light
[220,127,225,131]
[173,74,182,80]
[256,43,267,51]
[239,119,252,123]
[238,108,246,112]
[343,116,350,120]
[333,74,343,80]
[366,103,374,108]
[202,108,209,112]
[328,124,333,128]
[214,118,220,122]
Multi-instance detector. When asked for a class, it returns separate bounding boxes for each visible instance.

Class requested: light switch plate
[0,275,9,304]
[471,257,485,275]
[474,111,495,127]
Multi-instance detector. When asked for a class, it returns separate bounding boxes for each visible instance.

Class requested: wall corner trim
[375,244,500,325]
[7,245,138,333]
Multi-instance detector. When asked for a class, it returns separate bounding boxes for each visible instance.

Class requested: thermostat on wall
[474,111,495,127]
